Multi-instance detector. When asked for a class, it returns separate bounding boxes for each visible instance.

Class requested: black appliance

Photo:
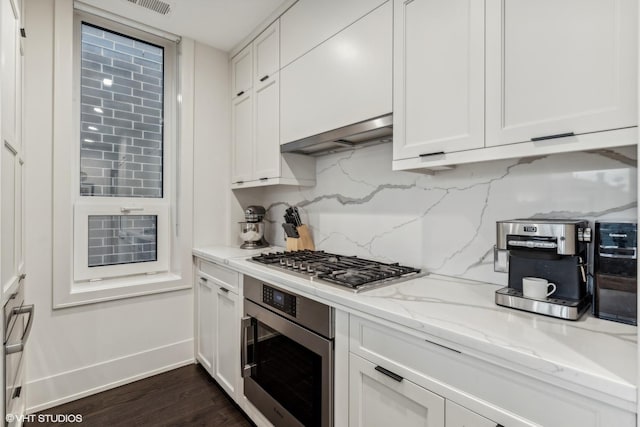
[242,275,333,427]
[494,219,592,320]
[250,250,422,292]
[593,221,637,325]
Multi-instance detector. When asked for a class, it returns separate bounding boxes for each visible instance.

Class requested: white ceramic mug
[522,277,557,300]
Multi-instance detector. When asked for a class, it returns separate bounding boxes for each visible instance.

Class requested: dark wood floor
[27,364,254,427]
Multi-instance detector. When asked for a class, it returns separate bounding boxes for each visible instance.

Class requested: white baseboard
[26,339,195,414]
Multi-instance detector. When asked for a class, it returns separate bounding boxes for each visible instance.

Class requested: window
[74,18,171,281]
[52,7,187,307]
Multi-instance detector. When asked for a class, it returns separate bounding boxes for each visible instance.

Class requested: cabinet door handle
[259,75,269,82]
[236,91,245,97]
[419,151,445,158]
[6,305,34,355]
[219,286,230,293]
[259,177,268,181]
[374,365,403,382]
[235,180,244,184]
[531,132,575,141]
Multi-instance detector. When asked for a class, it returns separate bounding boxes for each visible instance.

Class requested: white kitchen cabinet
[196,275,214,375]
[213,283,239,398]
[231,45,252,99]
[393,0,484,161]
[253,21,279,84]
[231,91,253,184]
[194,259,241,399]
[1,0,23,300]
[280,1,392,146]
[485,0,637,147]
[230,20,315,188]
[349,314,635,427]
[446,401,497,427]
[393,0,638,172]
[253,72,280,180]
[349,353,445,427]
[280,0,387,67]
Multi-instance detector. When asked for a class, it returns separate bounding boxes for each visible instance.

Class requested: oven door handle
[6,304,35,355]
[241,316,256,378]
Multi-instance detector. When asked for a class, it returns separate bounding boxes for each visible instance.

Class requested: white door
[196,276,214,375]
[231,45,252,99]
[231,92,253,183]
[485,0,638,146]
[349,353,445,427]
[213,285,238,399]
[393,0,485,160]
[253,72,280,180]
[446,401,497,427]
[253,20,279,84]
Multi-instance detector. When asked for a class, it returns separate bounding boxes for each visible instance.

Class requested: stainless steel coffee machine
[494,219,592,320]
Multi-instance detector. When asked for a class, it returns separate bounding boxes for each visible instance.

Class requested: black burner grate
[251,250,421,290]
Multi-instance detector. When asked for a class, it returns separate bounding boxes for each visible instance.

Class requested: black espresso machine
[494,219,592,320]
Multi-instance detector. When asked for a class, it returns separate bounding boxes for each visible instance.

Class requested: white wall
[192,43,233,247]
[22,0,229,412]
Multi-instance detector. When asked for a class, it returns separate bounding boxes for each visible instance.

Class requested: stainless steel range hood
[280,114,393,156]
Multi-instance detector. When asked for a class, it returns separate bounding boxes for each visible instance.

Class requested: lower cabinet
[195,260,240,400]
[348,314,635,427]
[349,353,444,427]
[446,401,496,427]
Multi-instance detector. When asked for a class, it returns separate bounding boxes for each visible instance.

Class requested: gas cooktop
[250,250,424,292]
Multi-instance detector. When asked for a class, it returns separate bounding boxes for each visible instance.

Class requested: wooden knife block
[286,225,315,251]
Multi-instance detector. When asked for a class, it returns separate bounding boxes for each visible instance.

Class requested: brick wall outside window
[80,23,164,199]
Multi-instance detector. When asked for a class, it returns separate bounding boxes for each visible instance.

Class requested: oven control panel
[263,285,297,317]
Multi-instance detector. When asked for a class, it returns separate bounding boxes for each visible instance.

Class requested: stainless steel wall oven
[242,275,333,427]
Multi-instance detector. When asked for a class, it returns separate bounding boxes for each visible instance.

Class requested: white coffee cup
[522,277,557,300]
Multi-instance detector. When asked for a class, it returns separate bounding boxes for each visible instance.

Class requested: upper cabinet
[485,0,638,147]
[393,0,485,161]
[231,46,252,99]
[280,0,388,67]
[230,20,315,189]
[280,1,392,145]
[393,0,638,171]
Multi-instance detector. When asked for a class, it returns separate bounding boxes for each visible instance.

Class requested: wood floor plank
[26,364,254,427]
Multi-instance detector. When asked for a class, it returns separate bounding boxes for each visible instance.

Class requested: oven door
[242,299,333,427]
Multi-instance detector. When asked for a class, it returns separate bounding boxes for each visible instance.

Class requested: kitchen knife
[282,223,299,238]
[292,207,302,226]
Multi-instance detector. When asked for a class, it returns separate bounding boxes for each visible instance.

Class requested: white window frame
[52,2,188,308]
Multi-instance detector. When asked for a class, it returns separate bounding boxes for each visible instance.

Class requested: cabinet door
[254,21,279,84]
[196,276,214,375]
[253,73,280,180]
[485,0,638,146]
[446,401,497,427]
[393,0,484,161]
[213,285,239,399]
[231,92,253,183]
[349,353,445,427]
[280,1,392,145]
[231,45,252,98]
[1,0,20,150]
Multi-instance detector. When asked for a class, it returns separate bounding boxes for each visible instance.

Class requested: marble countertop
[193,245,638,411]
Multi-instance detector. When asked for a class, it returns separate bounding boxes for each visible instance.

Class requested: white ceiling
[78,0,289,52]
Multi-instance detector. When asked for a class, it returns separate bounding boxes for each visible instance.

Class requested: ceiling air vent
[126,0,171,15]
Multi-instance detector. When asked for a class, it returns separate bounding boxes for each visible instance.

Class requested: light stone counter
[193,245,637,412]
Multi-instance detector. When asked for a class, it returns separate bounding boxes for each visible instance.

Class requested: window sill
[53,272,190,309]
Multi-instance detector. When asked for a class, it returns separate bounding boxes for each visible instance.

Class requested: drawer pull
[374,365,403,382]
[425,338,461,354]
[531,132,575,142]
[219,286,230,293]
[236,91,245,97]
[259,177,269,181]
[419,151,445,158]
[259,75,269,82]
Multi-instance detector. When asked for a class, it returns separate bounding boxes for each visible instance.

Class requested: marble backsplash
[234,144,637,286]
